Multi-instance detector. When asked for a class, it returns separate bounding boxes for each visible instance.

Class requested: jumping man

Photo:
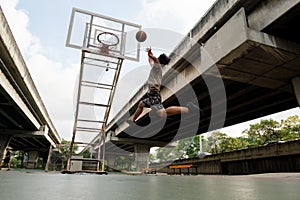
[127,47,200,124]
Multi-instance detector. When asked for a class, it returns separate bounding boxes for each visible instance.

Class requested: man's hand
[146,47,153,57]
[146,47,160,64]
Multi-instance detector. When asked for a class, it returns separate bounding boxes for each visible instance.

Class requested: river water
[1,170,299,200]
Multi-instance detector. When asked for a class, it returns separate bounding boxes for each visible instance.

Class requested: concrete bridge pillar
[292,77,300,106]
[106,155,116,171]
[0,135,12,169]
[27,151,39,169]
[134,144,150,172]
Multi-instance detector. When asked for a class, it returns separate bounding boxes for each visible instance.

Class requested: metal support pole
[45,145,53,172]
[97,135,102,171]
[101,128,106,172]
[66,53,85,171]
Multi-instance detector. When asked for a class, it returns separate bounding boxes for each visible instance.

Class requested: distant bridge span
[0,7,61,168]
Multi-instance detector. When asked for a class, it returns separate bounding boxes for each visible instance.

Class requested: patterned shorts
[142,91,164,111]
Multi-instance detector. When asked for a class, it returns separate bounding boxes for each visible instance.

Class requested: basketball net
[99,44,110,54]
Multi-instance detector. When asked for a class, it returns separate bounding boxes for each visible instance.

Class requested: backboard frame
[66,7,142,61]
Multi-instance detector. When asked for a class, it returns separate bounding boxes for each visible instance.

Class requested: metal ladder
[66,50,123,172]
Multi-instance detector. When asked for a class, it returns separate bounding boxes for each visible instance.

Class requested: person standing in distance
[2,147,11,171]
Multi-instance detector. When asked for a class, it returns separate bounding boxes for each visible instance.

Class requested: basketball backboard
[66,8,142,61]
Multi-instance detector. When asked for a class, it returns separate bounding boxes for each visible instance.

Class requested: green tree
[149,153,155,163]
[9,151,22,168]
[167,134,212,158]
[184,135,210,158]
[80,150,91,158]
[173,138,191,159]
[207,131,227,154]
[156,146,176,162]
[205,131,250,153]
[217,136,249,153]
[242,119,280,146]
[58,139,78,168]
[154,135,210,161]
[280,115,300,141]
[201,135,212,153]
[185,136,199,158]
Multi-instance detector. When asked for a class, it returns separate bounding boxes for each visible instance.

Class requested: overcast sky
[0,0,299,142]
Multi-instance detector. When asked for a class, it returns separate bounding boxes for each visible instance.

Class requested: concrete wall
[70,156,83,171]
[153,140,300,175]
[247,0,300,31]
[222,156,300,174]
[82,161,98,171]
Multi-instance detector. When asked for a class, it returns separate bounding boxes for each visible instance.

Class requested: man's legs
[164,102,200,117]
[7,161,10,171]
[131,101,145,122]
[128,94,201,125]
[165,106,189,116]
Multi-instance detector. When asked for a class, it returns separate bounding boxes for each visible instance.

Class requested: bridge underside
[1,129,52,155]
[106,76,298,154]
[0,58,53,155]
[0,7,59,157]
[101,5,300,154]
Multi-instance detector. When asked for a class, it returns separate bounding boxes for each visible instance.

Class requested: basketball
[136,30,147,42]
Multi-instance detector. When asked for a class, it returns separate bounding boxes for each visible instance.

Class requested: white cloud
[138,0,216,33]
[26,55,77,120]
[25,52,78,141]
[0,0,78,140]
[0,0,41,57]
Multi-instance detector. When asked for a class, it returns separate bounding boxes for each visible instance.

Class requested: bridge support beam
[134,144,150,172]
[0,134,12,169]
[45,145,53,172]
[106,155,116,171]
[27,151,39,169]
[292,77,300,106]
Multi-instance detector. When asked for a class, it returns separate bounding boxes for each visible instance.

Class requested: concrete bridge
[0,7,61,168]
[92,0,300,171]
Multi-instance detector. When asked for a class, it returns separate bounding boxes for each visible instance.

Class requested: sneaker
[126,118,135,125]
[187,102,203,115]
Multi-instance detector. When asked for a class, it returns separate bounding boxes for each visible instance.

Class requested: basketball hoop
[97,32,119,54]
[97,32,119,46]
[97,32,119,55]
[99,44,110,54]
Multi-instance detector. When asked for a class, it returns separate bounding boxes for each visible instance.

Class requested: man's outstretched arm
[146,47,159,66]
